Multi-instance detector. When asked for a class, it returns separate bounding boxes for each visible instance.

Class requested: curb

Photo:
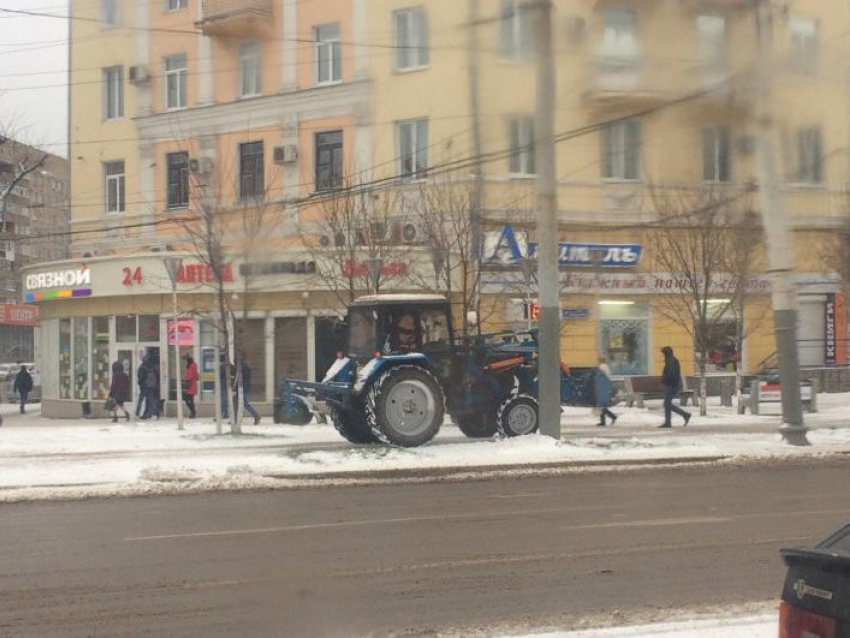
[261,454,732,482]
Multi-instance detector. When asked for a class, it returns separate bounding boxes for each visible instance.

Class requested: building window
[164,53,188,110]
[239,41,261,98]
[315,130,343,192]
[796,127,823,184]
[315,23,341,85]
[508,117,535,175]
[166,152,189,209]
[601,7,639,60]
[600,303,650,376]
[499,0,532,60]
[101,0,118,26]
[702,126,731,183]
[602,120,641,180]
[239,141,265,200]
[790,16,819,74]
[104,160,125,213]
[166,0,187,11]
[697,15,727,68]
[102,66,124,120]
[394,8,429,70]
[397,118,428,179]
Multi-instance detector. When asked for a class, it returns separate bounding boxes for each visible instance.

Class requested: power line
[17,82,737,245]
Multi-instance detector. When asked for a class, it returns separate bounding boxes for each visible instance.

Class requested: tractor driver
[395,311,417,350]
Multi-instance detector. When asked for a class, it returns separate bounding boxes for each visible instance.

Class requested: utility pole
[532,0,561,440]
[467,0,484,332]
[752,0,808,444]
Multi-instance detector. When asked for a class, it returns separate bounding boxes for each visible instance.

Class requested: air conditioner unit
[274,145,298,164]
[188,158,213,174]
[128,65,150,85]
[319,234,332,247]
[400,222,419,244]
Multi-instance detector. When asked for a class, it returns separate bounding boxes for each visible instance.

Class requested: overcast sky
[0,1,69,157]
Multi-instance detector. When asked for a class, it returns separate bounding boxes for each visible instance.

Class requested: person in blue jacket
[595,355,617,427]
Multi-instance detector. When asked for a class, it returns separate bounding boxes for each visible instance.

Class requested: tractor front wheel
[497,394,540,438]
[454,409,498,439]
[366,365,444,447]
[274,395,312,425]
[330,405,379,444]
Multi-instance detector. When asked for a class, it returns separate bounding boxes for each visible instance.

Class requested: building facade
[28,0,850,416]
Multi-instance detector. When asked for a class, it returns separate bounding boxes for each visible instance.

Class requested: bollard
[720,378,733,407]
[750,381,760,416]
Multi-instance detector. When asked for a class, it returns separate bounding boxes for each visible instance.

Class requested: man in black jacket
[136,358,150,418]
[659,346,691,428]
[13,364,33,414]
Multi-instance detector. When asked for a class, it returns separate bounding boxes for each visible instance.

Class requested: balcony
[196,0,273,37]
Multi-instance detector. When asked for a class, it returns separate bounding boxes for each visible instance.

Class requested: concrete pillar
[281,0,298,91]
[197,1,215,106]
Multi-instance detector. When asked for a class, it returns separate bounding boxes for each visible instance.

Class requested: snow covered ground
[0,395,849,501]
[509,612,776,637]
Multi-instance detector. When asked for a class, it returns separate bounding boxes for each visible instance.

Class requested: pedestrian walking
[13,364,33,414]
[183,356,199,419]
[658,346,691,428]
[240,360,260,425]
[594,356,617,427]
[135,358,150,418]
[219,354,235,419]
[108,361,131,423]
[143,361,160,419]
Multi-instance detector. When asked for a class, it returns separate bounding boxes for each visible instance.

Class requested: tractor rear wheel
[497,394,539,437]
[366,365,444,447]
[454,409,498,438]
[330,405,378,444]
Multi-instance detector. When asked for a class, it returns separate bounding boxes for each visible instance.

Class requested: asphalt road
[2,459,848,637]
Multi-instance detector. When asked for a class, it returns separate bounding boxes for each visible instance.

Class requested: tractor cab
[346,295,454,360]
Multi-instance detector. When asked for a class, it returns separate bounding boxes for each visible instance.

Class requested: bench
[623,376,698,409]
[744,379,818,415]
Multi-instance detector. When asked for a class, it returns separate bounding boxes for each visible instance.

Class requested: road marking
[124,506,849,543]
[565,515,731,531]
[332,535,816,578]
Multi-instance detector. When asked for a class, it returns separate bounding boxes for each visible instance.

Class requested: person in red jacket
[183,356,200,419]
[108,361,131,423]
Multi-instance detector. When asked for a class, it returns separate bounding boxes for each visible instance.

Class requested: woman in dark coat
[595,355,617,427]
[109,361,131,422]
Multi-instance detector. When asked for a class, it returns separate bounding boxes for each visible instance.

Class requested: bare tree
[649,185,763,416]
[0,132,48,227]
[303,180,415,304]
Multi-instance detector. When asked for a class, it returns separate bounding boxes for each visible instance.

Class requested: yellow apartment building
[25,0,850,416]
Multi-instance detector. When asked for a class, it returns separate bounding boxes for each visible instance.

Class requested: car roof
[351,294,449,306]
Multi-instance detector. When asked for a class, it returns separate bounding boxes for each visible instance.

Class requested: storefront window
[600,303,649,376]
[275,318,307,390]
[73,318,90,400]
[238,318,267,400]
[700,318,739,372]
[116,315,136,343]
[59,318,71,399]
[138,315,160,342]
[92,317,111,400]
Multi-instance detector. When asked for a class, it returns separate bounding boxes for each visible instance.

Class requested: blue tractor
[282,294,597,447]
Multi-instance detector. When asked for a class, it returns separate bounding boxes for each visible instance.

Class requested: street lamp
[163,257,185,431]
[363,257,383,294]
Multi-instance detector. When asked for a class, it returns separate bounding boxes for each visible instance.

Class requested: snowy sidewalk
[1,396,850,501]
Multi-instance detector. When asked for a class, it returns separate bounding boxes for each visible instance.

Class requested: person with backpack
[136,358,150,418]
[13,364,33,414]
